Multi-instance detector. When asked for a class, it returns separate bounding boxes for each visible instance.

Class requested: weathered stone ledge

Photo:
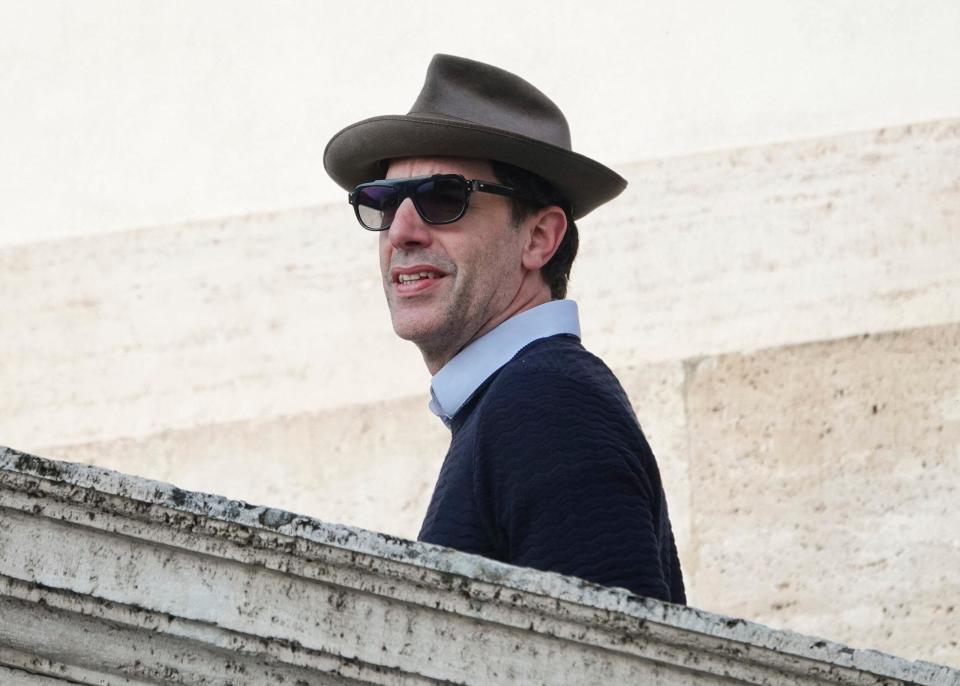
[1,446,957,685]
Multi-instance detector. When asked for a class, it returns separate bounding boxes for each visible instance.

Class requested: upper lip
[390,264,447,283]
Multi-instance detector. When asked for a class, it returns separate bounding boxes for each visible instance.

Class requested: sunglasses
[348,174,521,231]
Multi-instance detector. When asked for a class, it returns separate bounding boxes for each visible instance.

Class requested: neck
[421,281,553,375]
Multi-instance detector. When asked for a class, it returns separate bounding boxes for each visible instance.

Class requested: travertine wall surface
[2,119,957,449]
[1,119,958,667]
[686,323,960,666]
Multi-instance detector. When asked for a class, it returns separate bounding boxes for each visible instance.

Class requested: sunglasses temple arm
[469,180,516,198]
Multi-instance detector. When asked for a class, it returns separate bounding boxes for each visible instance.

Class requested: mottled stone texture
[36,395,451,541]
[685,323,960,667]
[2,448,957,685]
[576,119,960,366]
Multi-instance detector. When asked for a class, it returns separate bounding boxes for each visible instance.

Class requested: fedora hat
[323,54,626,220]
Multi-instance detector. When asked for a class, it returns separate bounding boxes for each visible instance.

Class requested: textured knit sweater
[418,334,686,604]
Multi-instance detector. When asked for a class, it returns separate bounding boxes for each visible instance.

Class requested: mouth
[397,270,441,284]
[390,265,448,294]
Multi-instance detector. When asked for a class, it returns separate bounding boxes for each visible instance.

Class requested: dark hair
[490,160,578,300]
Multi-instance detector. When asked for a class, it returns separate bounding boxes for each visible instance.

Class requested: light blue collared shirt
[428,299,581,425]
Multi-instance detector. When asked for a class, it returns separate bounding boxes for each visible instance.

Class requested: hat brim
[323,115,626,220]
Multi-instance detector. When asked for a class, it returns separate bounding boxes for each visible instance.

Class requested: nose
[387,198,433,250]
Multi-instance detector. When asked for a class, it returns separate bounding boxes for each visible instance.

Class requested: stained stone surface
[37,394,452,542]
[685,322,960,667]
[2,447,957,685]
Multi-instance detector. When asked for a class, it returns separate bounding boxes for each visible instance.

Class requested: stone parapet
[2,447,957,685]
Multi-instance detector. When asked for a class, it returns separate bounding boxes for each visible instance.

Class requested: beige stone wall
[3,119,958,451]
[2,119,958,666]
[685,323,960,666]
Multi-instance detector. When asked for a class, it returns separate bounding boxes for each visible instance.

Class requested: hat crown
[323,53,626,220]
[408,54,572,151]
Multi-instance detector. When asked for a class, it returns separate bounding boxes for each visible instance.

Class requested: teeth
[398,271,437,283]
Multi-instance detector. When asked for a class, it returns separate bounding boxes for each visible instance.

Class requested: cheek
[378,236,391,273]
[461,240,522,301]
[484,232,523,275]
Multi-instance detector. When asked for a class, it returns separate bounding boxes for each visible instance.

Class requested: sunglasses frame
[348,174,520,231]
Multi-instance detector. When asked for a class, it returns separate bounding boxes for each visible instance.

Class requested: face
[378,157,526,369]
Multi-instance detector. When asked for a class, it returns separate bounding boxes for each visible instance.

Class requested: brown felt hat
[323,54,626,220]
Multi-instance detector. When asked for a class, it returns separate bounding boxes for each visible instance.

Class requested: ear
[520,206,567,272]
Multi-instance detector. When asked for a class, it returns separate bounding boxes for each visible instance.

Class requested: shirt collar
[428,299,581,425]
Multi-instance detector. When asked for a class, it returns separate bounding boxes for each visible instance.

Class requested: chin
[390,311,440,344]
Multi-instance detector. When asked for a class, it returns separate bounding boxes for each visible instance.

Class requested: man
[324,54,685,604]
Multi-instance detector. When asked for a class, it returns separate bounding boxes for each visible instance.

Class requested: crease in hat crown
[408,54,572,150]
[323,53,626,220]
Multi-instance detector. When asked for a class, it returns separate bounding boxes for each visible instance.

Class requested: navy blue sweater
[418,335,686,604]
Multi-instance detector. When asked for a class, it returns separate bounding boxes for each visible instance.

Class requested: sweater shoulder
[483,335,625,404]
[458,336,637,437]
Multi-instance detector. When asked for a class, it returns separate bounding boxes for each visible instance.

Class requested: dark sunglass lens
[415,176,467,223]
[355,186,399,230]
